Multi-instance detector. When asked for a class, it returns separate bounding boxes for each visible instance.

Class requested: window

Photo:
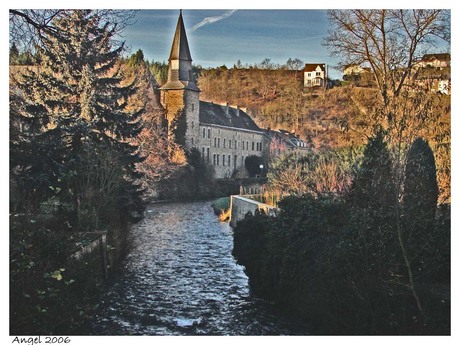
[208,128,211,139]
[202,147,205,157]
[223,155,225,166]
[229,139,232,149]
[217,155,220,166]
[202,128,206,138]
[246,141,249,150]
[308,72,311,77]
[213,154,216,165]
[207,148,210,163]
[223,138,226,148]
[228,155,231,167]
[214,138,217,147]
[252,141,255,151]
[316,72,321,76]
[234,155,237,169]
[218,138,221,148]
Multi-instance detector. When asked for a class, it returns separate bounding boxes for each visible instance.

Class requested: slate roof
[421,53,450,62]
[304,63,326,72]
[169,10,192,62]
[199,102,261,132]
[264,128,309,149]
[160,79,200,92]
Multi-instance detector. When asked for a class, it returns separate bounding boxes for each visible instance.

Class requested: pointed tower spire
[160,10,199,91]
[169,10,192,62]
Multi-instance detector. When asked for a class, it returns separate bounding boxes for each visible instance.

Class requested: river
[91,201,309,335]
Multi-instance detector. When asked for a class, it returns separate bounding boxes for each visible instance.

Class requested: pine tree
[10,10,144,225]
[349,130,396,210]
[346,130,399,284]
[402,137,439,277]
[9,43,19,65]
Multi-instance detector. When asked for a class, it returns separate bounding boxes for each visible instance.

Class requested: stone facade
[199,122,265,178]
[160,12,265,178]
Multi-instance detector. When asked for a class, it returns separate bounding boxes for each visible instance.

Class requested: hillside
[196,67,451,202]
[197,68,378,148]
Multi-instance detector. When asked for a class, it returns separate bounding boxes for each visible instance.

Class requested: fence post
[99,233,108,280]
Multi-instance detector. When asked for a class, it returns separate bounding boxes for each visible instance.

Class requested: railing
[69,231,108,280]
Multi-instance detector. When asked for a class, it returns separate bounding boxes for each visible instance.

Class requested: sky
[120,9,341,79]
[119,8,451,81]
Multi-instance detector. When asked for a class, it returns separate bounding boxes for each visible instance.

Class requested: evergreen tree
[129,49,145,67]
[346,130,399,288]
[9,43,19,65]
[402,137,439,277]
[349,130,396,210]
[10,10,144,225]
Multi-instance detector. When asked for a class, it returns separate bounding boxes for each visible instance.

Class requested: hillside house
[303,63,327,88]
[343,64,373,78]
[413,53,451,95]
[414,53,450,69]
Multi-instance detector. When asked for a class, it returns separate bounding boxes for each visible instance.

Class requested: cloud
[191,10,237,32]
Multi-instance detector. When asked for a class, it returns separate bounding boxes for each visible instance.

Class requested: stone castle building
[160,11,265,178]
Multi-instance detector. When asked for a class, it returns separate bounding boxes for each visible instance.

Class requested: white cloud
[191,10,237,32]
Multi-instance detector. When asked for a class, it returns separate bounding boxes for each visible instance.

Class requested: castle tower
[160,10,200,149]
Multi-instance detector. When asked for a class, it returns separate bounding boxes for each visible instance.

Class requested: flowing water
[91,201,309,335]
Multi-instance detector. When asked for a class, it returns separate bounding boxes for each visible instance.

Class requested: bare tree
[324,9,450,190]
[325,10,449,103]
[324,9,451,318]
[9,9,137,51]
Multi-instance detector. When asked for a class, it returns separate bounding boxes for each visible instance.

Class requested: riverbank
[9,211,132,335]
[232,195,451,335]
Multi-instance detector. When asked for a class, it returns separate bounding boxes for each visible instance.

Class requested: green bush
[212,197,230,215]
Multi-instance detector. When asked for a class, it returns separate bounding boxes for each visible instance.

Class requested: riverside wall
[229,195,279,228]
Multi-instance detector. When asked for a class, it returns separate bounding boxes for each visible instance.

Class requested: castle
[159,11,309,178]
[159,11,265,178]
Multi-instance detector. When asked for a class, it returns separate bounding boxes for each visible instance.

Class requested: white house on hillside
[303,63,327,88]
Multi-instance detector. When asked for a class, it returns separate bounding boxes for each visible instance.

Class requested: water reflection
[91,201,309,335]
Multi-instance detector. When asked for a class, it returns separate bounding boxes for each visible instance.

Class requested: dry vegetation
[196,67,450,203]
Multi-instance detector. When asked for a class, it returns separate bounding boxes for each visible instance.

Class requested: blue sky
[120,9,343,79]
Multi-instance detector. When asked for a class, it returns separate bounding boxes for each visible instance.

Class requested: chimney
[225,102,229,115]
[236,105,240,117]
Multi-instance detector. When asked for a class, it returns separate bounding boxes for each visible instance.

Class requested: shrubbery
[233,134,450,334]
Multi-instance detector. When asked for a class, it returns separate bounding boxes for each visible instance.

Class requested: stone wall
[230,195,279,228]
